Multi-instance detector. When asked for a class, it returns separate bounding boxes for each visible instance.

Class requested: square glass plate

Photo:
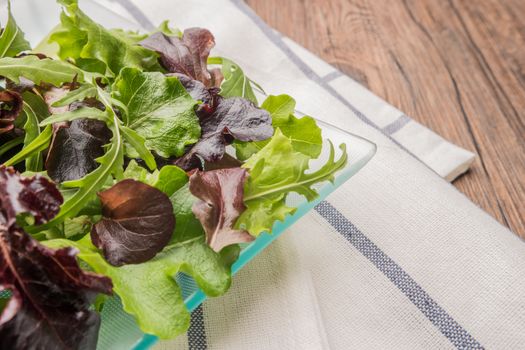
[3,1,377,349]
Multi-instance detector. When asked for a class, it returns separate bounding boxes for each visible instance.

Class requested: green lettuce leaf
[123,160,187,197]
[236,129,347,235]
[51,0,159,76]
[0,1,31,58]
[113,67,200,158]
[0,56,82,86]
[235,94,322,160]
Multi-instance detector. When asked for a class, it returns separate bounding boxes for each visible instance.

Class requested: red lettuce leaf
[0,166,62,226]
[140,28,222,87]
[0,167,113,350]
[189,168,254,252]
[0,90,23,135]
[46,118,112,183]
[175,97,273,170]
[91,179,175,266]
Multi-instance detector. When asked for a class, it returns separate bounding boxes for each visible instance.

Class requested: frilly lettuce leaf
[237,129,347,235]
[51,0,159,76]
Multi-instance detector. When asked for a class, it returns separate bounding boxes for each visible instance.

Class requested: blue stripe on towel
[187,304,208,350]
[315,201,483,349]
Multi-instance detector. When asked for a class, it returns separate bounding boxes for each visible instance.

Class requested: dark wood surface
[246,0,525,237]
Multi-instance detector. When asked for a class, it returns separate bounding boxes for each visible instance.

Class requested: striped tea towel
[11,0,525,349]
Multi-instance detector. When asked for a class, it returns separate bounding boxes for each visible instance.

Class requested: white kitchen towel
[10,0,524,349]
[87,1,523,349]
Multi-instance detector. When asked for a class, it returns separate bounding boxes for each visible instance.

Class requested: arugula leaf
[189,168,254,252]
[236,129,347,235]
[91,179,175,266]
[39,106,108,126]
[0,56,82,86]
[0,136,23,159]
[51,0,159,76]
[235,94,322,160]
[21,92,49,172]
[3,125,52,167]
[31,87,124,232]
[0,1,31,58]
[51,84,97,108]
[45,232,235,339]
[112,67,200,158]
[119,125,156,171]
[208,57,257,104]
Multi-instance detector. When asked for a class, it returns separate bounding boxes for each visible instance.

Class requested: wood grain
[246,0,525,237]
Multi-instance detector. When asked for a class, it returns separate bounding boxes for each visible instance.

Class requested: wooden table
[246,0,525,237]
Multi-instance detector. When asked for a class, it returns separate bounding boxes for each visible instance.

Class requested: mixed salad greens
[0,0,348,348]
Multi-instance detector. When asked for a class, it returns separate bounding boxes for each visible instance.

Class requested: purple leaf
[0,90,23,135]
[91,179,175,266]
[0,166,63,226]
[0,167,113,350]
[140,28,222,87]
[46,118,112,183]
[189,168,254,252]
[175,97,273,170]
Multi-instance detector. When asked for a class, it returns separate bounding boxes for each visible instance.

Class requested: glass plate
[3,1,377,349]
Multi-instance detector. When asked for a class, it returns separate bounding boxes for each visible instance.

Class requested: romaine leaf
[21,92,50,172]
[208,57,257,104]
[0,167,112,350]
[235,94,322,160]
[189,168,254,252]
[51,0,159,76]
[112,67,200,158]
[175,97,273,170]
[45,118,112,183]
[0,1,31,58]
[0,56,83,86]
[236,129,347,235]
[0,90,22,135]
[91,179,175,266]
[140,28,221,87]
[45,233,235,339]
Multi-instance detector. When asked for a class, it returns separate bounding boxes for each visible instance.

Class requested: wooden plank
[246,0,525,237]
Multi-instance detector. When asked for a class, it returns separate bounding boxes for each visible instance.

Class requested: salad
[0,0,348,348]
